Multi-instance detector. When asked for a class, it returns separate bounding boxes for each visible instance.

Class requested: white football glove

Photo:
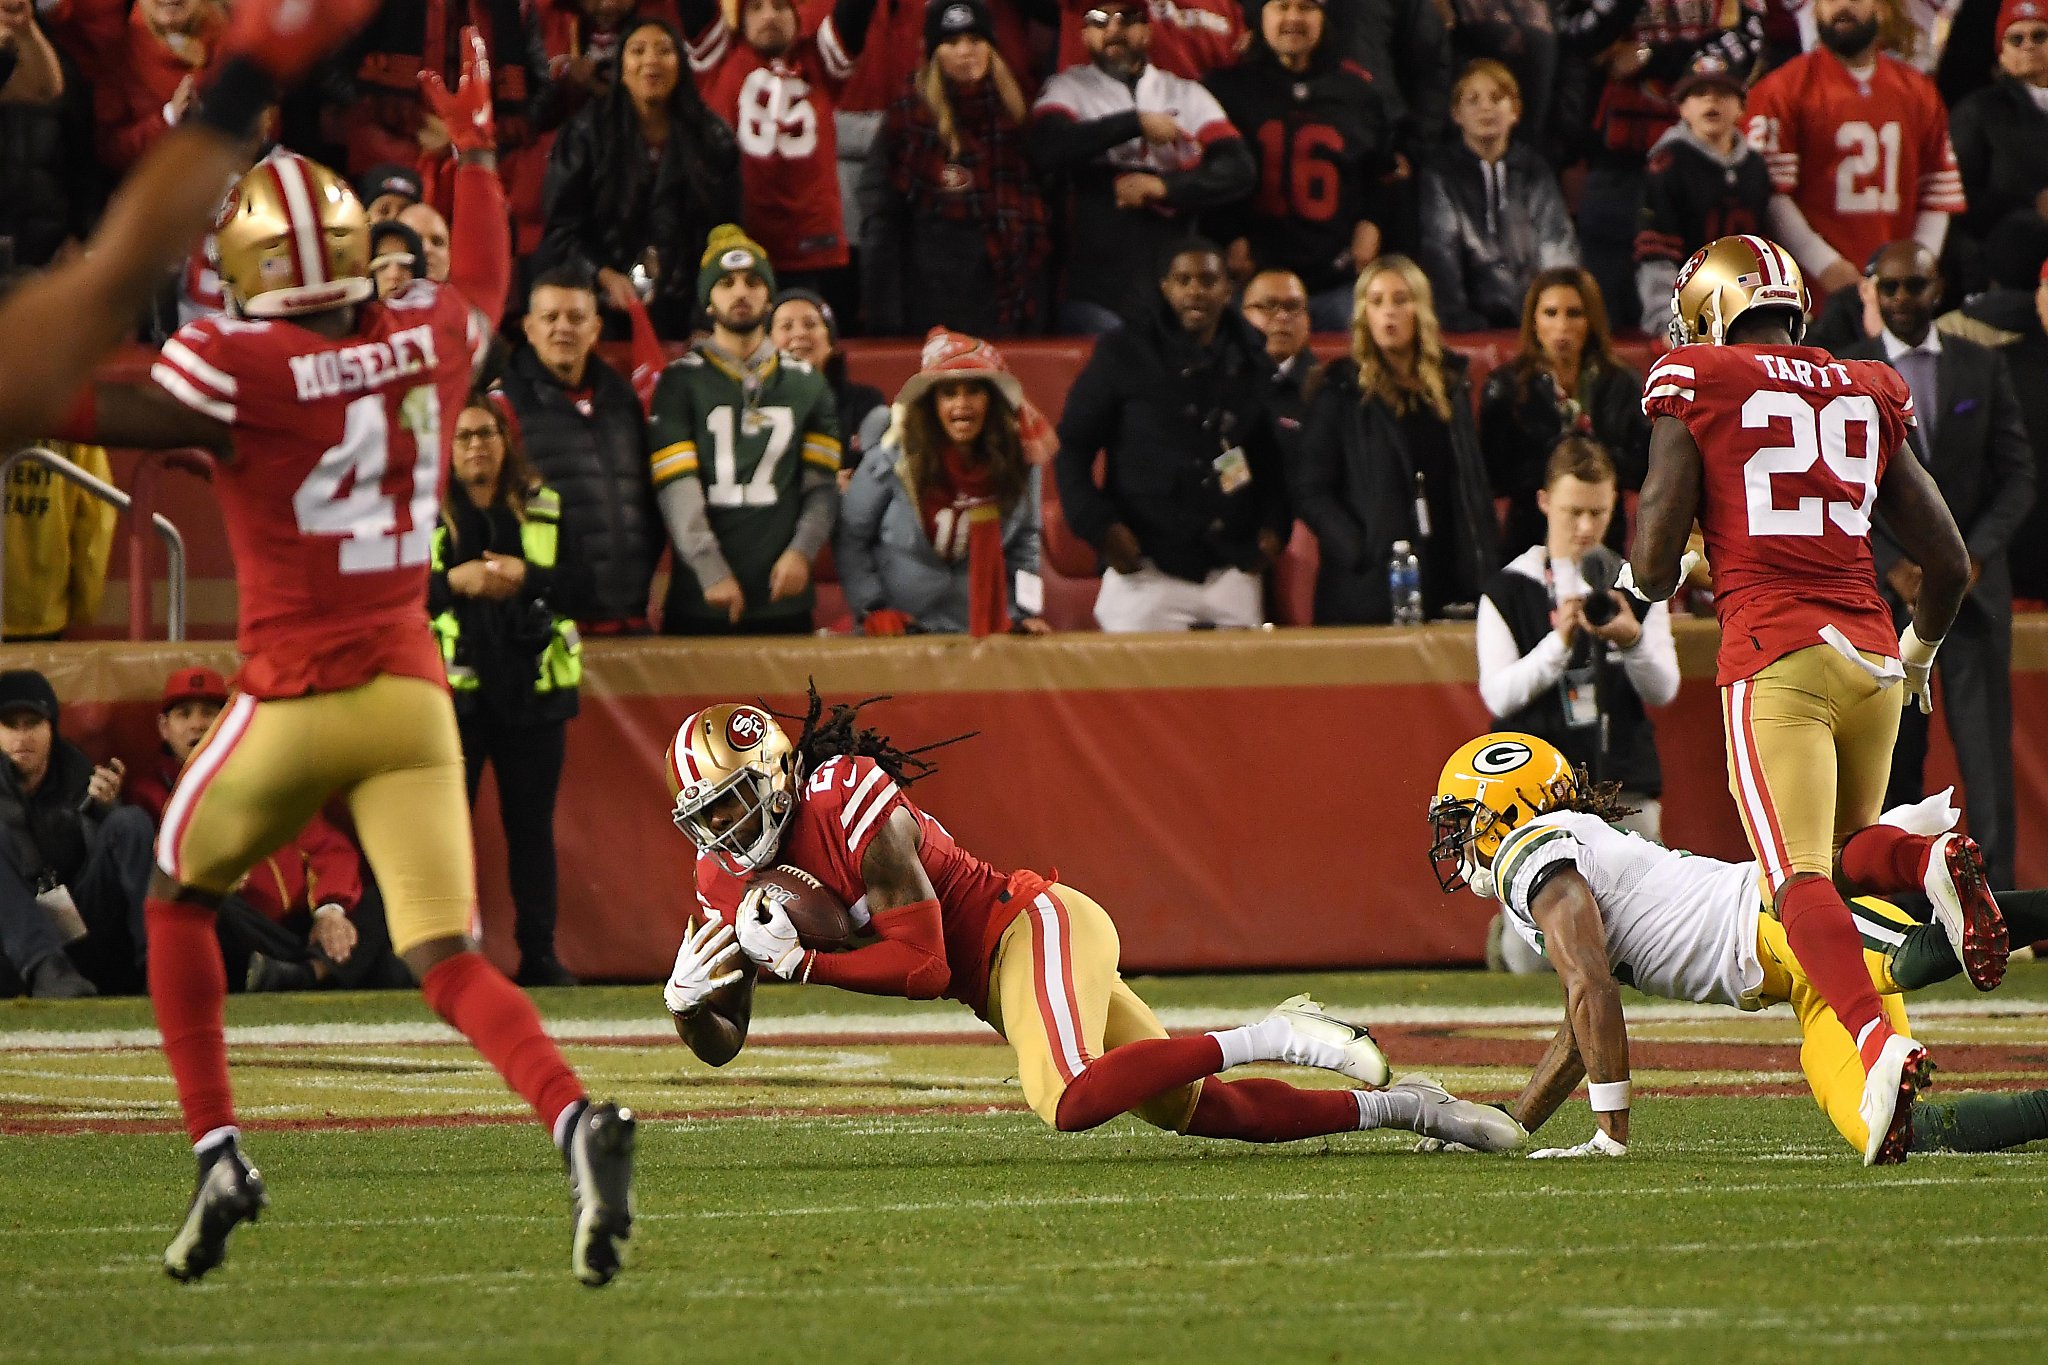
[1900,622,1940,716]
[736,884,806,979]
[663,917,745,1016]
[1527,1129,1628,1159]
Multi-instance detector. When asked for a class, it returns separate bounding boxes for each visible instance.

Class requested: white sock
[1352,1088,1423,1132]
[194,1125,239,1158]
[1854,1019,1883,1055]
[553,1099,588,1153]
[1209,1017,1287,1070]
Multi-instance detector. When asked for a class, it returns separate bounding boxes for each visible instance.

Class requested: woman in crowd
[772,290,888,479]
[1477,266,1648,556]
[860,0,1048,337]
[428,393,584,988]
[1295,256,1497,624]
[837,329,1048,637]
[1950,0,2048,289]
[1415,59,1577,332]
[538,16,739,335]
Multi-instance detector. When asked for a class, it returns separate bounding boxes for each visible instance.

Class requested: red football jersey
[1743,49,1963,288]
[1053,0,1245,80]
[151,279,486,699]
[694,755,1024,1012]
[1643,343,1915,686]
[688,18,855,272]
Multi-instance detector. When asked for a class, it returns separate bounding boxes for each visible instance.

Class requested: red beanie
[1998,0,2048,48]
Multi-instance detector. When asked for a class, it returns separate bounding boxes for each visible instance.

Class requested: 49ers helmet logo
[725,709,768,751]
[1471,740,1532,775]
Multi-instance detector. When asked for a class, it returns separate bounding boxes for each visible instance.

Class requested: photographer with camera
[1473,440,1678,970]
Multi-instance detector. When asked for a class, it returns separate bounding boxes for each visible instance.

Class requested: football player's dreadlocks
[776,685,974,786]
[1545,765,1640,826]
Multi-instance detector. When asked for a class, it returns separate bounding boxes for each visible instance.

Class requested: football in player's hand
[753,865,858,953]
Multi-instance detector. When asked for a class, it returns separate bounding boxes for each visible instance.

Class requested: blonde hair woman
[863,0,1049,336]
[1293,256,1499,623]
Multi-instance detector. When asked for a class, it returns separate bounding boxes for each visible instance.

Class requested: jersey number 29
[292,386,443,573]
[1740,390,1881,538]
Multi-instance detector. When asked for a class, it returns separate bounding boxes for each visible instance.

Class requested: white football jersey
[1492,811,1766,1009]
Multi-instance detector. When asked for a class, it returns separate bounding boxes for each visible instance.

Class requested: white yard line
[4,996,2043,1054]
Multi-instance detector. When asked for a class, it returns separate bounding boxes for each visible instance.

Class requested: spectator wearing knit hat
[647,226,842,634]
[838,328,1050,636]
[861,0,1051,338]
[1950,0,2048,285]
[356,162,426,222]
[772,290,887,475]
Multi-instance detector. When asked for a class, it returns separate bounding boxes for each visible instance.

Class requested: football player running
[1427,734,2045,1161]
[1627,234,2003,1164]
[46,143,636,1284]
[0,0,381,447]
[662,696,1526,1153]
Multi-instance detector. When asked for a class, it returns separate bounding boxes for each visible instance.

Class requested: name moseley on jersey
[285,323,443,403]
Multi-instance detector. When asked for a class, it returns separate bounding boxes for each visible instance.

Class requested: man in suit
[1841,240,2037,888]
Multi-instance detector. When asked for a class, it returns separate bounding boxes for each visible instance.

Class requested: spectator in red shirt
[92,0,225,172]
[682,0,881,285]
[126,665,226,827]
[1055,0,1246,79]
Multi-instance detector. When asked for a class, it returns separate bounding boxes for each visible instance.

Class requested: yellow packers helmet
[211,150,374,319]
[1427,733,1575,896]
[1668,233,1808,348]
[664,704,799,875]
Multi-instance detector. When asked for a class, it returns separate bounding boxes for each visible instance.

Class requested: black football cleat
[567,1101,636,1287]
[163,1137,268,1282]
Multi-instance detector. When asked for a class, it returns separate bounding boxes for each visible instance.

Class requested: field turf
[4,965,2046,1363]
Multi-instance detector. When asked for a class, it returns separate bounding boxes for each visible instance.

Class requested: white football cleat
[1923,832,2008,992]
[1859,1033,1933,1166]
[1265,993,1392,1088]
[1391,1076,1527,1153]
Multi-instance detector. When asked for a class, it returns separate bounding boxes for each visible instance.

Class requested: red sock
[1053,1034,1226,1132]
[419,953,585,1136]
[1839,825,1935,894]
[1183,1077,1364,1143]
[146,895,235,1146]
[1778,876,1892,1068]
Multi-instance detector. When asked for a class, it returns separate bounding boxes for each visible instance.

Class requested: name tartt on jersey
[287,323,441,402]
[1751,353,1857,389]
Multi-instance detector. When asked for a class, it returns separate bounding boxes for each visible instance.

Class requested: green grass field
[4,966,2046,1364]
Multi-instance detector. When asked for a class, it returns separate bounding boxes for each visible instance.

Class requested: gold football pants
[1755,896,1916,1155]
[1722,643,1902,902]
[983,883,1202,1133]
[154,674,475,955]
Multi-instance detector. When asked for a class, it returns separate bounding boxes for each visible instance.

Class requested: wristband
[312,903,347,921]
[192,57,279,141]
[1900,622,1941,666]
[1587,1079,1631,1112]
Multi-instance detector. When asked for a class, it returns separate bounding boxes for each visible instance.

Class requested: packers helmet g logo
[719,248,756,272]
[1470,740,1533,776]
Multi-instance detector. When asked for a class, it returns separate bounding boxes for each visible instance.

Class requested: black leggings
[460,715,567,965]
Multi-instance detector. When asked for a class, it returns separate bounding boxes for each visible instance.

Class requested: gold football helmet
[665,704,799,874]
[1668,233,1808,347]
[212,150,374,319]
[1427,733,1575,896]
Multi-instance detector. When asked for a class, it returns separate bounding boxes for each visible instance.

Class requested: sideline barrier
[11,620,2046,981]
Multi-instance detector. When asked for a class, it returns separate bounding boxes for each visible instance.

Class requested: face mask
[1465,853,1495,901]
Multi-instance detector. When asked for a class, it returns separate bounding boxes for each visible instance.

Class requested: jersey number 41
[292,386,443,573]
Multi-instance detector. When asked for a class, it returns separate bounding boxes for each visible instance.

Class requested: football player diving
[1426,733,2048,1161]
[661,694,1528,1153]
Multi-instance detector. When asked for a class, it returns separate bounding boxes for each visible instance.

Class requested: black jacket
[0,48,96,269]
[1416,142,1579,331]
[1950,76,2048,246]
[1941,291,2048,601]
[1478,357,1649,555]
[0,739,102,892]
[538,91,741,312]
[1310,0,1452,152]
[1028,71,1257,323]
[1294,353,1499,623]
[1838,330,2038,627]
[1205,49,1396,293]
[1054,300,1291,582]
[498,346,662,625]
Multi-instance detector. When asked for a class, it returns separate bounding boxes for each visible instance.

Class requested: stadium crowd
[1,0,2044,993]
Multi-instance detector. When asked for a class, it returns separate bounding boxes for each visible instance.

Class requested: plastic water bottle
[1389,540,1423,625]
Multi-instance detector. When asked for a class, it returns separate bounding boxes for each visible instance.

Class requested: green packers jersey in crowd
[647,346,841,624]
